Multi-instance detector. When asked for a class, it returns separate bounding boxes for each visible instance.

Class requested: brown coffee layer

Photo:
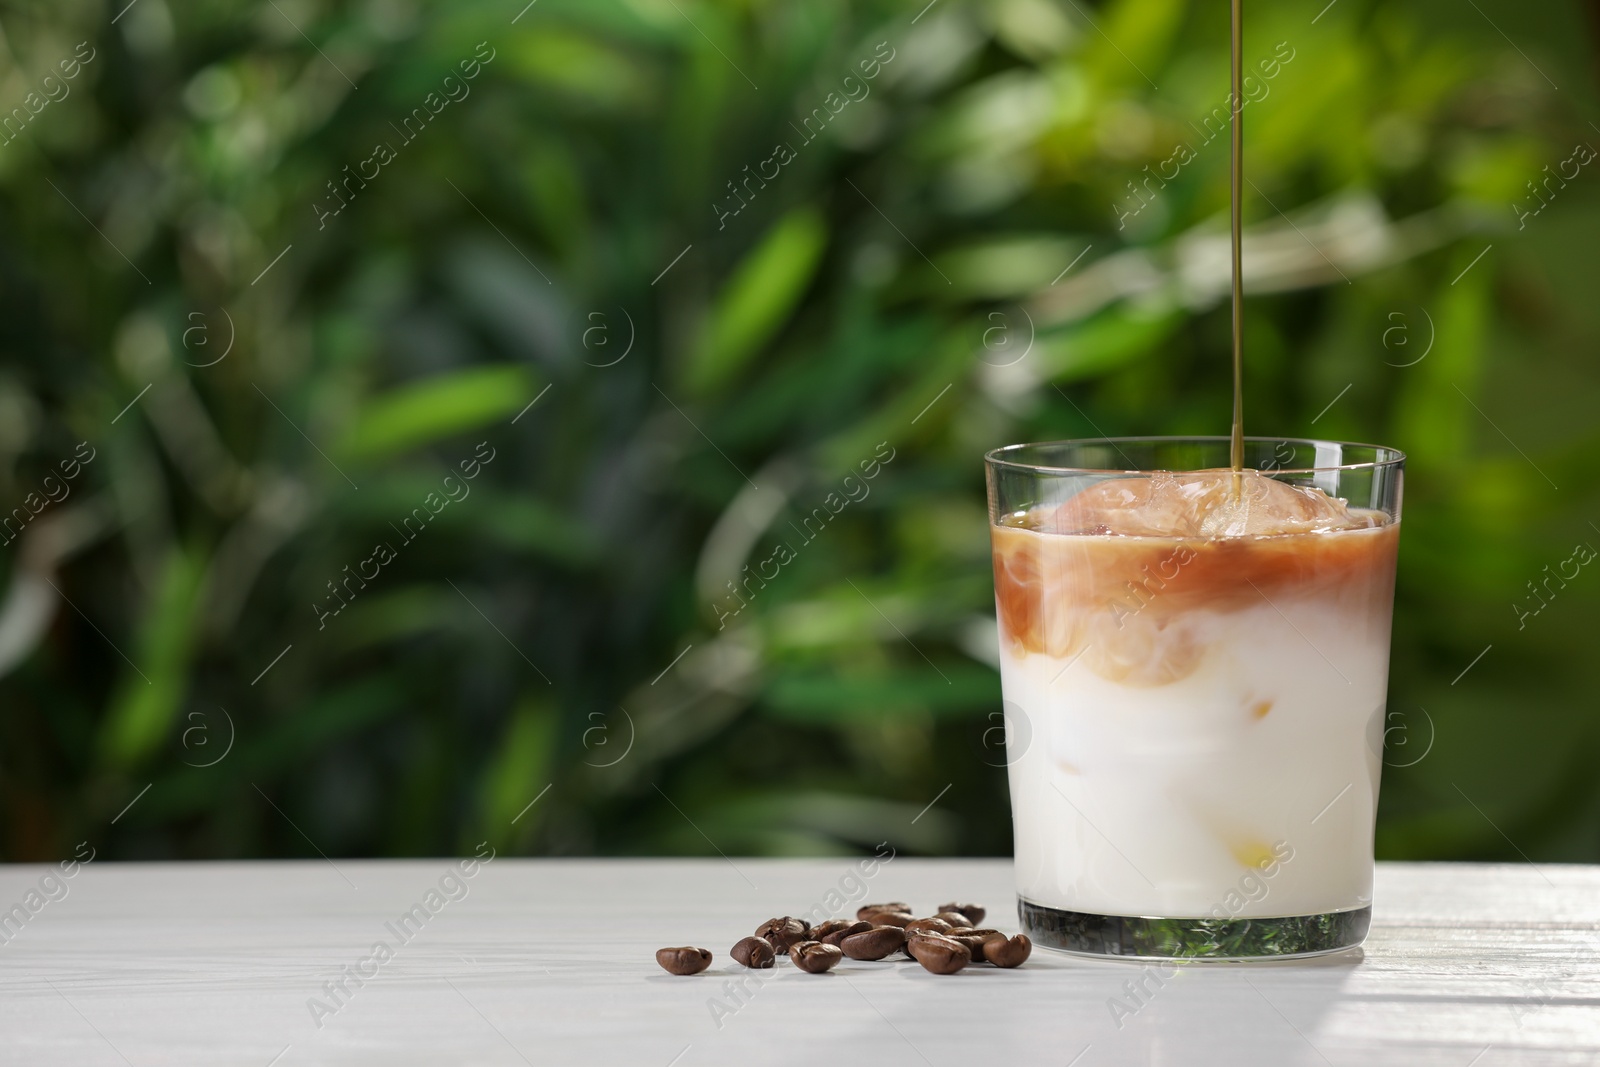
[991,522,1399,686]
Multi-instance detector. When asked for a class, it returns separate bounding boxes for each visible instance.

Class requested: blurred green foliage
[0,0,1597,866]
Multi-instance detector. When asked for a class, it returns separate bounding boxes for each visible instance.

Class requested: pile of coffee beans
[655,900,1032,976]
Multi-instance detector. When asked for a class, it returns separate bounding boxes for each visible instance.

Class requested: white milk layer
[1003,597,1388,919]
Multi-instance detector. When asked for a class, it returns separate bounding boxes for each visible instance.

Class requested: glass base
[1018,897,1371,961]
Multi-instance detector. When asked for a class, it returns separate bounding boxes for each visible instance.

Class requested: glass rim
[984,436,1406,477]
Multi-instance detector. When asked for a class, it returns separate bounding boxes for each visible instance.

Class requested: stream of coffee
[1229,0,1245,475]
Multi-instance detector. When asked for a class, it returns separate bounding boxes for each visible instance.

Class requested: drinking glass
[985,437,1404,959]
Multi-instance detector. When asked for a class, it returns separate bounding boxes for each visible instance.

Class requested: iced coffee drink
[986,439,1403,959]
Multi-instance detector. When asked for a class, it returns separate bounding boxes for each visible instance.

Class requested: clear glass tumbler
[985,437,1404,959]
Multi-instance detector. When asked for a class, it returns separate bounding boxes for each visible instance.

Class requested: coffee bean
[731,935,776,969]
[821,920,873,946]
[856,902,912,920]
[965,929,1007,948]
[859,909,913,928]
[655,946,712,975]
[809,919,855,941]
[789,940,844,974]
[938,901,986,925]
[907,933,971,975]
[948,933,992,960]
[841,925,907,961]
[756,916,811,953]
[933,911,975,929]
[985,933,1032,968]
[903,917,954,936]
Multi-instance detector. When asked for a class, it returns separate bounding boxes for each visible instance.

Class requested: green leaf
[1391,256,1489,476]
[337,479,600,568]
[687,207,828,394]
[337,365,537,462]
[1097,0,1187,88]
[328,588,456,652]
[473,495,604,567]
[477,698,557,846]
[98,549,206,769]
[762,664,999,724]
[814,329,972,472]
[503,29,650,108]
[936,235,1082,299]
[1038,304,1179,384]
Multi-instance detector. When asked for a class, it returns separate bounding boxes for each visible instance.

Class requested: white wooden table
[0,859,1595,1065]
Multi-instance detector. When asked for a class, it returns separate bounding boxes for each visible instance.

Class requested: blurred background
[0,0,1597,865]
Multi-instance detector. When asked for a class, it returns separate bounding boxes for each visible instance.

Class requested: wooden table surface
[0,858,1595,1065]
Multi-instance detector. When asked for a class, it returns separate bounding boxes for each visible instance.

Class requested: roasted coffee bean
[985,933,1033,968]
[655,946,713,975]
[731,935,776,969]
[810,919,855,941]
[856,902,912,920]
[934,911,975,930]
[903,917,954,936]
[948,933,992,960]
[938,901,986,925]
[859,909,913,928]
[821,920,873,946]
[756,916,811,953]
[789,940,844,974]
[907,933,971,975]
[841,925,907,961]
[965,929,1007,949]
